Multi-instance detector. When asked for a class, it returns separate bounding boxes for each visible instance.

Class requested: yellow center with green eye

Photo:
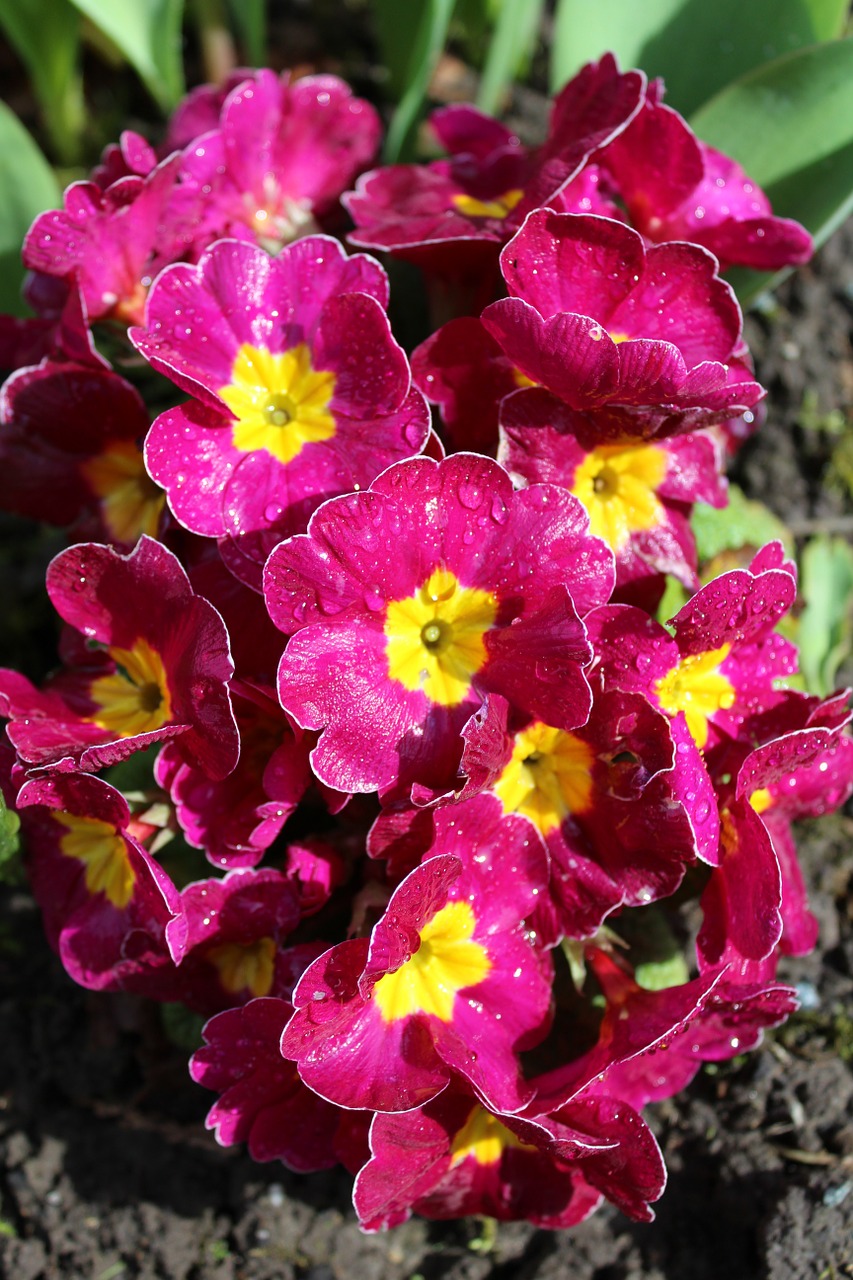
[384,567,497,706]
[571,442,668,552]
[452,188,524,219]
[492,721,595,834]
[87,638,172,738]
[219,342,336,465]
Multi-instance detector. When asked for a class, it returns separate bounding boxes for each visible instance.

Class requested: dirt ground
[1,12,853,1275]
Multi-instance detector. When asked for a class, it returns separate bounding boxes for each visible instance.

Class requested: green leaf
[691,484,792,564]
[797,535,853,695]
[550,0,839,115]
[224,0,265,64]
[0,790,22,886]
[377,0,458,164]
[0,101,60,316]
[0,0,86,162]
[68,0,185,112]
[476,0,546,116]
[691,38,853,298]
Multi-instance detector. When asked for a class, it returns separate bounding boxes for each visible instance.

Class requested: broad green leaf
[691,485,792,564]
[0,0,85,162]
[225,0,265,65]
[0,102,60,315]
[377,0,458,163]
[692,39,853,301]
[797,535,853,695]
[68,0,185,112]
[477,0,547,116]
[551,0,837,115]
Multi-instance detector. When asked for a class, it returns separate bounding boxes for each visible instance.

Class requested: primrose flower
[589,543,797,754]
[0,358,164,546]
[132,236,429,584]
[15,772,179,992]
[702,691,853,961]
[23,153,184,326]
[598,87,812,271]
[173,71,381,253]
[354,1080,663,1230]
[457,688,700,941]
[165,868,308,1014]
[480,210,764,437]
[345,55,644,303]
[265,453,614,795]
[0,537,238,778]
[498,389,727,592]
[190,997,343,1171]
[281,796,552,1114]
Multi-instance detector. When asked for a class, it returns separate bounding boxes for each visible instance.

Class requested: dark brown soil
[1,14,853,1275]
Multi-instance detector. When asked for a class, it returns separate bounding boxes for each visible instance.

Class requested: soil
[1,9,853,1277]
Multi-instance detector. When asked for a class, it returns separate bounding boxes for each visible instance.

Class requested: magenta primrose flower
[456,687,700,942]
[264,453,614,795]
[24,153,184,326]
[191,997,343,1172]
[599,86,813,272]
[353,1079,661,1230]
[498,389,727,592]
[0,536,238,777]
[16,772,179,992]
[132,235,429,584]
[281,795,553,1114]
[345,55,644,288]
[480,209,764,437]
[0,358,164,547]
[173,71,382,254]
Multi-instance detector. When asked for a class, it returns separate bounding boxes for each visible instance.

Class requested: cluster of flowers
[1,55,851,1230]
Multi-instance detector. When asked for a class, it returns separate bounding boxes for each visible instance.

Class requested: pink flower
[132,236,429,585]
[0,358,164,546]
[190,997,343,1171]
[598,88,812,271]
[498,389,727,592]
[0,537,238,778]
[172,71,381,253]
[354,1082,660,1230]
[481,210,763,436]
[265,453,614,795]
[281,796,552,1114]
[16,772,179,992]
[24,154,185,326]
[345,55,644,306]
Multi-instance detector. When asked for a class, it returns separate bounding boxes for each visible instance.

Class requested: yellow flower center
[655,644,735,749]
[80,441,165,545]
[87,638,172,737]
[373,900,491,1024]
[450,1105,534,1167]
[55,813,135,908]
[208,936,276,997]
[219,342,336,465]
[384,567,497,707]
[492,721,595,834]
[571,443,667,552]
[451,188,524,219]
